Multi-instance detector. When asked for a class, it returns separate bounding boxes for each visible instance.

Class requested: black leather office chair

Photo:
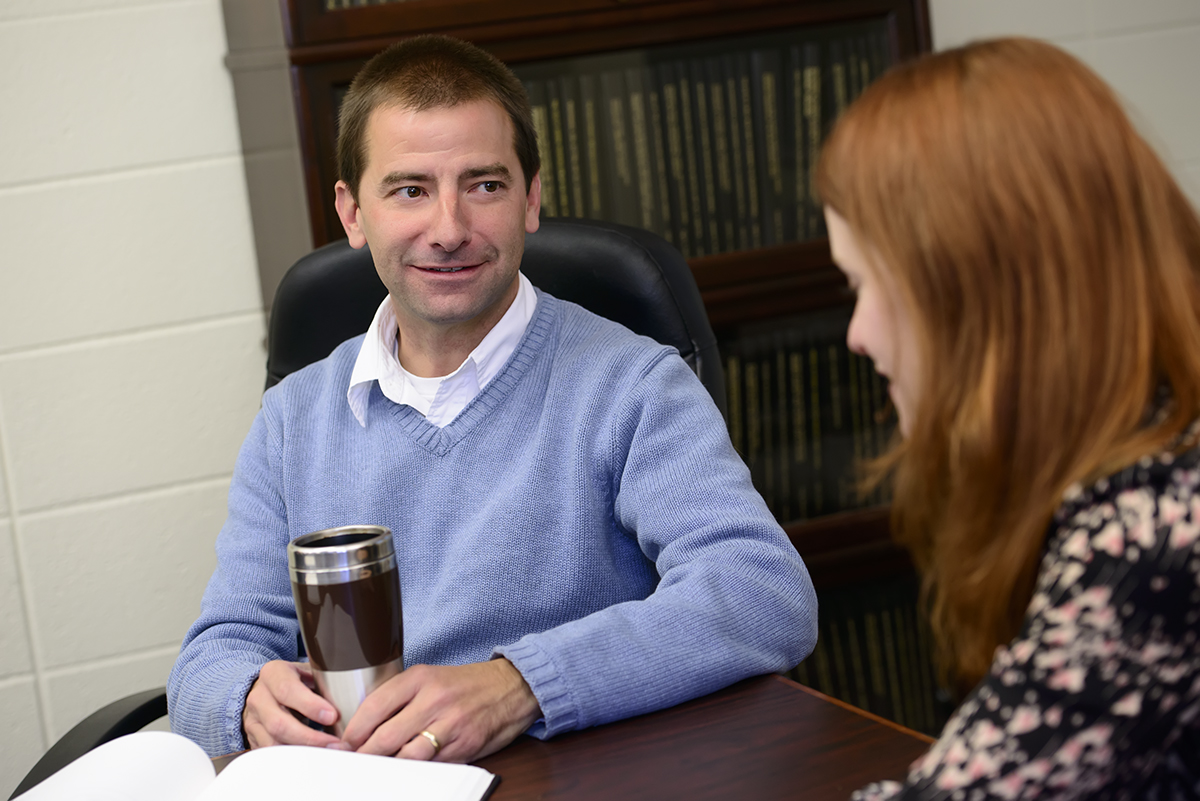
[10,218,724,799]
[267,217,726,412]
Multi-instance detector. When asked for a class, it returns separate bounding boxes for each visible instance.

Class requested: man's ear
[334,180,369,249]
[524,172,542,234]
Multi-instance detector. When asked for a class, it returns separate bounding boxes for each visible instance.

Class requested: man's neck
[391,293,517,378]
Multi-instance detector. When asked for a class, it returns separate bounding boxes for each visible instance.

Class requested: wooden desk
[476,674,933,800]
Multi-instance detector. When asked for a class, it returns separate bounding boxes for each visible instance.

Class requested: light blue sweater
[168,292,817,756]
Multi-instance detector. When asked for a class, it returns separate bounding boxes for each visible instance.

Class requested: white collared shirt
[346,273,538,428]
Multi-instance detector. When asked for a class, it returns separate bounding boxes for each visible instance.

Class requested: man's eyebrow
[377,171,432,190]
[461,163,512,182]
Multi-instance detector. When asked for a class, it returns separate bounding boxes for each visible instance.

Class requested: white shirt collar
[347,272,538,428]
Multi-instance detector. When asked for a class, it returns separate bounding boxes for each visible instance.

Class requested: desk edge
[769,673,938,745]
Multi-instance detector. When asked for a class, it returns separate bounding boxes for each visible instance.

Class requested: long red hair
[818,38,1200,694]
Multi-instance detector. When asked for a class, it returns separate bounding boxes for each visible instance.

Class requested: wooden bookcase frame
[280,0,930,589]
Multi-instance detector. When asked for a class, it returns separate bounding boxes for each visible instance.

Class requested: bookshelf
[280,0,944,734]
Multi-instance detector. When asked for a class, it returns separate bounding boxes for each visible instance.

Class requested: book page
[14,731,215,801]
[198,745,496,801]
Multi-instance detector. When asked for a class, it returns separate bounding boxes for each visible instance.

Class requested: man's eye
[481,181,500,193]
[403,186,422,198]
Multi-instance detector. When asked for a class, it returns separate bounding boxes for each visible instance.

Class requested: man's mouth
[414,263,479,273]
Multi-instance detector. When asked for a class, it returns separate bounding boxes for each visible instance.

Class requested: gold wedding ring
[419,730,441,754]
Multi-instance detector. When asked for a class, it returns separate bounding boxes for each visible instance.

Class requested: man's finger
[341,667,423,748]
[395,729,442,761]
[261,663,338,728]
[244,661,342,749]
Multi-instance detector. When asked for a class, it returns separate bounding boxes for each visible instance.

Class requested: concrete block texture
[929,0,1089,49]
[229,65,300,154]
[44,648,178,742]
[222,0,288,53]
[0,521,33,678]
[0,678,45,800]
[1089,27,1200,164]
[0,159,262,353]
[0,1,241,187]
[0,314,266,511]
[244,148,314,310]
[19,480,226,668]
[1090,0,1200,35]
[0,1,171,22]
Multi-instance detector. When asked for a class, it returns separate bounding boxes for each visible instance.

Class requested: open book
[15,731,498,801]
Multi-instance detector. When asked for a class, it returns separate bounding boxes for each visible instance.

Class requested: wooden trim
[285,0,923,53]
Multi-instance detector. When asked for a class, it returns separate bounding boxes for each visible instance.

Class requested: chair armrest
[10,687,167,800]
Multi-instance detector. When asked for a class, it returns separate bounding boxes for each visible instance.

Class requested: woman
[818,38,1200,798]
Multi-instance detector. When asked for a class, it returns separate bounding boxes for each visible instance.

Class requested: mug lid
[287,525,394,573]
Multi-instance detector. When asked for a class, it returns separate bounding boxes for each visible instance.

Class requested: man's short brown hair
[337,35,540,199]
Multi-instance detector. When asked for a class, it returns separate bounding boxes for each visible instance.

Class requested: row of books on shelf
[724,323,895,524]
[790,574,953,737]
[517,22,891,258]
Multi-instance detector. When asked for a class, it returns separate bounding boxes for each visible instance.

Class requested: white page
[14,731,215,801]
[198,745,496,801]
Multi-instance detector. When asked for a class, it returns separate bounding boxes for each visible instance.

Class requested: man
[168,34,816,762]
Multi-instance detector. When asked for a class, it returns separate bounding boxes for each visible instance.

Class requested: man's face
[335,99,541,344]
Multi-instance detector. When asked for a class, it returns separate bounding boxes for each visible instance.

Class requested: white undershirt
[346,273,538,428]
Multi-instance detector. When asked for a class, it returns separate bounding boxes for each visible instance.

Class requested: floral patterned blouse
[854,444,1200,800]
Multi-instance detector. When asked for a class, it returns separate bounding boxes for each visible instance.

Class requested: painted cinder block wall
[0,0,1197,796]
[0,1,266,797]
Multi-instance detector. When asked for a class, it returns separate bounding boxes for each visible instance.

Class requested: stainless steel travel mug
[288,525,403,736]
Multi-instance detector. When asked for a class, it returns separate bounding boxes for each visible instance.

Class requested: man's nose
[428,193,470,252]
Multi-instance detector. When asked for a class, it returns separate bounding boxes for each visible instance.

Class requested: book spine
[736,55,763,248]
[828,340,860,512]
[675,62,708,256]
[624,67,661,235]
[722,56,751,251]
[880,608,906,728]
[788,46,808,242]
[829,39,849,121]
[727,349,744,456]
[690,59,722,254]
[526,80,559,218]
[845,616,872,712]
[599,70,640,228]
[750,49,785,246]
[645,69,675,248]
[847,343,865,507]
[789,348,808,520]
[855,35,873,93]
[579,74,605,219]
[775,346,791,522]
[802,43,823,238]
[760,354,776,517]
[808,343,823,516]
[846,35,863,100]
[706,58,737,256]
[546,80,572,217]
[560,76,587,218]
[659,64,692,257]
[745,359,762,497]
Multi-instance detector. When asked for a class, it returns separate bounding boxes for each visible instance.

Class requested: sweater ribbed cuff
[496,639,577,739]
[224,663,264,754]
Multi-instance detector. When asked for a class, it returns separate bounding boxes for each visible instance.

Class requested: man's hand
[242,660,345,749]
[341,658,541,762]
